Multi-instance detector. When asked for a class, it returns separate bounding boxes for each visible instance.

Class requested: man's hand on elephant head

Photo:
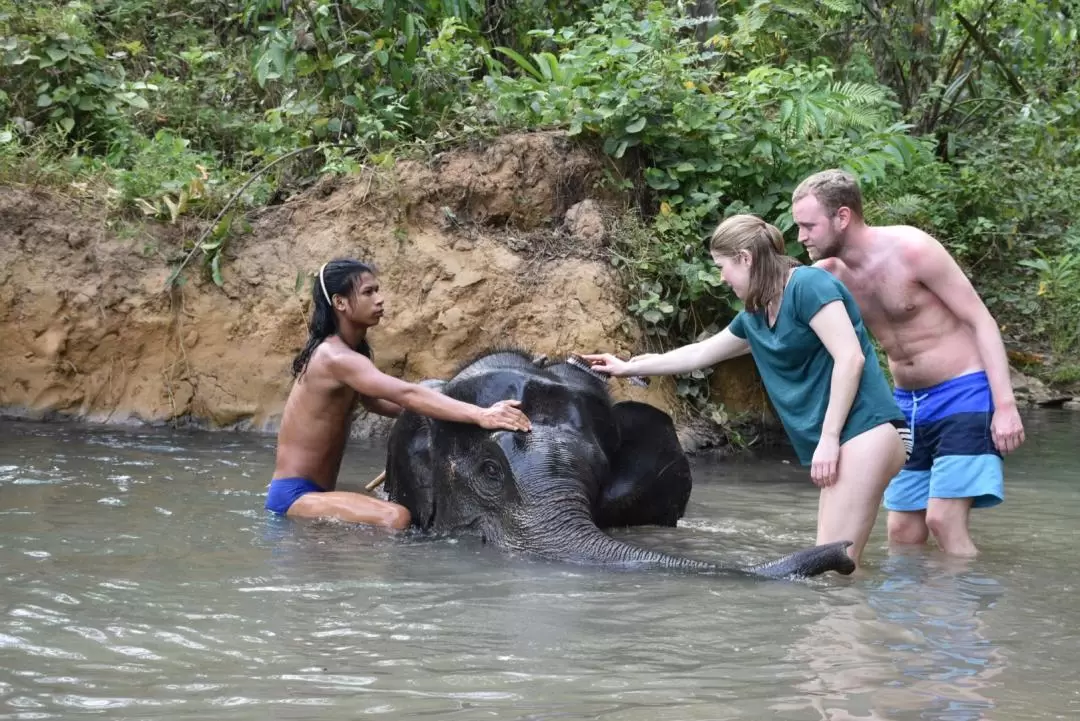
[475,400,532,432]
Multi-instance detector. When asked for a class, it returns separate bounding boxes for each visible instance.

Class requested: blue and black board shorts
[884,371,1004,512]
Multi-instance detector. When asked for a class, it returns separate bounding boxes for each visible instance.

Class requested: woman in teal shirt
[585,214,909,568]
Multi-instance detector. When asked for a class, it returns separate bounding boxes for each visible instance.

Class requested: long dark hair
[292,258,376,378]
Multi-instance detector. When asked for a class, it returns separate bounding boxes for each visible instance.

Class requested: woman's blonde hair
[709,214,800,313]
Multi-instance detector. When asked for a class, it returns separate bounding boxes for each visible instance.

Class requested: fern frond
[830,81,888,106]
[766,0,813,18]
[673,14,719,31]
[818,0,857,14]
[836,104,890,130]
[733,2,769,39]
[873,193,931,223]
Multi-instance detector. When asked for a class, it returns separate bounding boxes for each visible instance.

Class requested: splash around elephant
[383,348,855,580]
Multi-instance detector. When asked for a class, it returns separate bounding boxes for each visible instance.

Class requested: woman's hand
[810,433,840,487]
[580,353,632,377]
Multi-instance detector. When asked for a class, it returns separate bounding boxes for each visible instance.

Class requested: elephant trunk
[521,515,854,579]
[744,540,856,578]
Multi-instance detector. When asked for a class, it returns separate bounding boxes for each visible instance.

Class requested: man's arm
[359,396,404,418]
[906,232,1025,452]
[326,347,531,432]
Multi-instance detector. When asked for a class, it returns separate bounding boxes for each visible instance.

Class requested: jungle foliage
[2,0,1078,396]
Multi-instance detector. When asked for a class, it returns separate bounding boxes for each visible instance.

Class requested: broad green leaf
[405,31,419,63]
[211,253,224,287]
[332,53,356,68]
[697,270,722,286]
[625,116,646,133]
[117,92,149,109]
[495,46,544,82]
[535,52,560,82]
[645,168,677,190]
[270,44,287,76]
[254,54,270,87]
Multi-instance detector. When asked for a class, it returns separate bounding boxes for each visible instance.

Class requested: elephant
[383,348,855,580]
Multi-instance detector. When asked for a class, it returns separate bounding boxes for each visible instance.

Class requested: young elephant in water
[383,348,855,579]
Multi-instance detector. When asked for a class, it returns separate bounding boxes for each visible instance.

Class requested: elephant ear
[594,401,693,529]
[383,380,444,530]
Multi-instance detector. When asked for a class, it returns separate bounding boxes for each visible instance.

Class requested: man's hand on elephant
[580,353,631,377]
[476,400,532,432]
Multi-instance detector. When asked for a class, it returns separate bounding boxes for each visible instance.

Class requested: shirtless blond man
[265,258,532,529]
[791,170,1025,556]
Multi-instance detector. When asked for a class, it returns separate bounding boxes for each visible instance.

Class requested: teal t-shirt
[728,265,904,465]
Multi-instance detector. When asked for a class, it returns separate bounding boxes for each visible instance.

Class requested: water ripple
[0,415,1079,720]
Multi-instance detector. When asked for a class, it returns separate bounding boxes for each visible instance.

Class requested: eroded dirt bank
[3,131,1067,451]
[0,132,770,447]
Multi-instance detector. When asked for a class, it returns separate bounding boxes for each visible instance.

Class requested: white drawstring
[910,392,929,450]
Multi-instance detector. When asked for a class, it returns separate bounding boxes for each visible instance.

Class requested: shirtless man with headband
[265,258,532,529]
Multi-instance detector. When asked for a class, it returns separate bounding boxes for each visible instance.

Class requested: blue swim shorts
[884,371,1004,512]
[265,477,325,515]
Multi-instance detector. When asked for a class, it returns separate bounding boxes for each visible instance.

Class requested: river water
[0,411,1077,720]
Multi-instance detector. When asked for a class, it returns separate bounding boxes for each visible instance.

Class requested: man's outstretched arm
[360,396,404,418]
[327,348,532,432]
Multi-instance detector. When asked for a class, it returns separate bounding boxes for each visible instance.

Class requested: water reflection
[776,550,1007,721]
[1,414,1079,720]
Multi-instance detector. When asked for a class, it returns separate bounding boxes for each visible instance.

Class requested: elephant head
[383,349,854,580]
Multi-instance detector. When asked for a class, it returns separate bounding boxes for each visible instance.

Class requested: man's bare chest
[838,267,924,326]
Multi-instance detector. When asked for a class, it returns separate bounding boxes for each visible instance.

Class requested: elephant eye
[481,459,502,479]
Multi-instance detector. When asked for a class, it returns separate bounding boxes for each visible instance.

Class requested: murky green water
[1,411,1077,720]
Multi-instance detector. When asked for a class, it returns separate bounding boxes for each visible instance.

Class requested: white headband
[318,262,332,306]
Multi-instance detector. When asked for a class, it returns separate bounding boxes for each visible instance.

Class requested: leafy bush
[0,0,152,151]
[1,0,1078,388]
[480,1,926,402]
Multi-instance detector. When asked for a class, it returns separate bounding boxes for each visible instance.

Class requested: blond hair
[710,214,800,313]
[792,169,864,219]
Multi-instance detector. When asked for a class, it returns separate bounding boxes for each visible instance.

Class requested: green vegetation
[2,0,1078,398]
